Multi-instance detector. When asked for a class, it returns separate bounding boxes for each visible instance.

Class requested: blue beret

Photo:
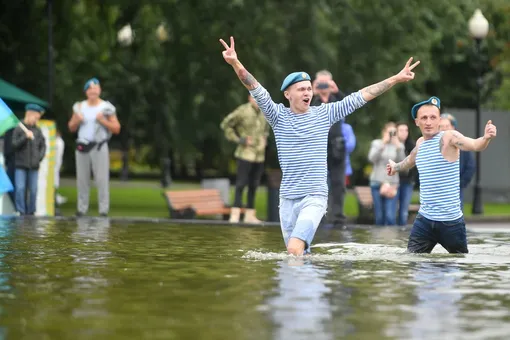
[84,77,100,91]
[280,72,311,91]
[440,113,458,129]
[411,96,441,119]
[25,103,45,114]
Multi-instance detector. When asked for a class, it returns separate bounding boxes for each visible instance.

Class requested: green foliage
[0,0,509,180]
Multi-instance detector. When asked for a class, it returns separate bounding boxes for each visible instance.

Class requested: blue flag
[0,164,13,194]
[0,98,20,137]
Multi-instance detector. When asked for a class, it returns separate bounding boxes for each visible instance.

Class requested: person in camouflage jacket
[220,95,270,223]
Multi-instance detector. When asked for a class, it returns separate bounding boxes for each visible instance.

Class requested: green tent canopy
[0,78,48,113]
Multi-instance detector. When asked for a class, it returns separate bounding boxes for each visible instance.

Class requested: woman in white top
[367,122,406,225]
[68,78,121,217]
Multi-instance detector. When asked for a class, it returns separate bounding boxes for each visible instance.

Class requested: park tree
[0,0,508,183]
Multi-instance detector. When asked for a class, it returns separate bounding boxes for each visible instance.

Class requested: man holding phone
[311,70,350,226]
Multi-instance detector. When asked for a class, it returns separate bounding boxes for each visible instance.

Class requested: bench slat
[195,208,231,215]
[165,189,220,198]
[165,189,237,217]
[170,198,224,205]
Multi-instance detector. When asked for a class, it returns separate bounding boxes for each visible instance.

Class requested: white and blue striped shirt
[415,131,463,221]
[249,85,367,199]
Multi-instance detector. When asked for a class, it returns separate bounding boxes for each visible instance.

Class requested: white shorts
[279,195,328,253]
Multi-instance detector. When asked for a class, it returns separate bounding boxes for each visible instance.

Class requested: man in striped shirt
[220,36,420,256]
[387,97,497,253]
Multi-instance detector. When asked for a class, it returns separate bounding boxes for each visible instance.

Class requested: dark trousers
[407,213,468,254]
[327,159,346,225]
[234,159,264,209]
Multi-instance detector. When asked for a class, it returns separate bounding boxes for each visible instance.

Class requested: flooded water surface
[0,218,509,339]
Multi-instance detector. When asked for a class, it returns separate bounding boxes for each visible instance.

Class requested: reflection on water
[390,262,463,339]
[0,219,509,339]
[267,259,333,340]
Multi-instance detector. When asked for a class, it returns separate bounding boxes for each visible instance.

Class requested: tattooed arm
[387,137,423,176]
[219,37,279,126]
[231,60,259,91]
[393,145,418,172]
[361,57,421,102]
[231,60,280,127]
[447,130,491,152]
[360,76,399,102]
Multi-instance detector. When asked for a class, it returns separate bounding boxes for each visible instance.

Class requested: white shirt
[72,100,116,142]
[249,85,366,199]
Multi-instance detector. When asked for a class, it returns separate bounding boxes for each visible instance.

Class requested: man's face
[86,83,101,99]
[315,74,332,96]
[26,111,42,124]
[284,81,313,113]
[415,105,440,137]
[397,124,408,142]
[439,118,454,131]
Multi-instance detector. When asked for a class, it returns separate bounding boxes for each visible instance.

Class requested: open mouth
[303,98,310,104]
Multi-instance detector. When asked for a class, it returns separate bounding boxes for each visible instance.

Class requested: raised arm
[447,120,497,152]
[360,57,420,102]
[219,36,279,127]
[327,57,421,124]
[219,36,258,91]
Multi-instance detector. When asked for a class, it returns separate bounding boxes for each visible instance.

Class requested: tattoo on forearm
[439,135,444,152]
[236,68,257,89]
[365,80,391,97]
[396,156,410,172]
[395,146,418,172]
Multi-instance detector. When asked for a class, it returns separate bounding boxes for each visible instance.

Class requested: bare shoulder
[441,129,464,146]
[442,129,462,140]
[414,137,425,150]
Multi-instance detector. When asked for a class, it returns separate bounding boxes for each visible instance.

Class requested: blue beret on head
[25,103,45,114]
[440,113,458,129]
[84,77,100,91]
[411,96,441,119]
[280,72,311,91]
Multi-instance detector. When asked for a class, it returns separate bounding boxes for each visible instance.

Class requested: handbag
[76,140,98,153]
[380,182,397,198]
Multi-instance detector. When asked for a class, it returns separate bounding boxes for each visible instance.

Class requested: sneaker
[99,213,108,217]
[75,211,85,217]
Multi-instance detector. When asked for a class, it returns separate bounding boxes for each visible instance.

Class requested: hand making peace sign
[395,57,421,83]
[219,36,238,65]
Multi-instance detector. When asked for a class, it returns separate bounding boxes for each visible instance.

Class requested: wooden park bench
[354,186,419,225]
[163,189,244,220]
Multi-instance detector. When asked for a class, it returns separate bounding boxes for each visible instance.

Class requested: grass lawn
[57,179,510,220]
